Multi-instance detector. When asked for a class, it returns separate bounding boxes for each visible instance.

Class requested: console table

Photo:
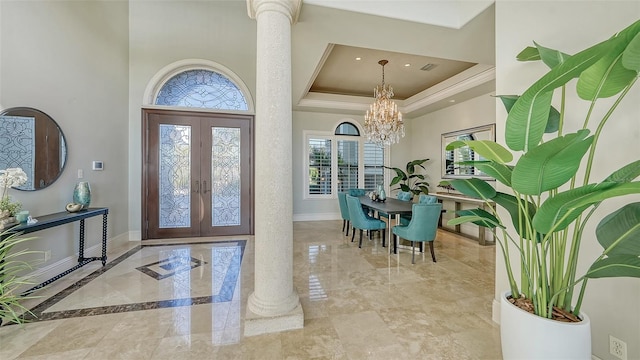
[1,207,109,295]
[434,193,493,245]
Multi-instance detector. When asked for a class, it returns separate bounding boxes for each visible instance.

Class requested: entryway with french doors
[141,61,255,240]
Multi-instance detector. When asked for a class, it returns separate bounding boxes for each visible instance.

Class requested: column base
[244,302,304,336]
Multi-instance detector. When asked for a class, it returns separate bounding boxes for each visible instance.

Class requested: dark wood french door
[142,109,253,239]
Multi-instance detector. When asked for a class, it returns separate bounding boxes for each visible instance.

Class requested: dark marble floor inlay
[136,255,206,280]
[17,240,246,324]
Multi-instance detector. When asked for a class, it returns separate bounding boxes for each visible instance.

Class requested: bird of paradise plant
[444,19,640,320]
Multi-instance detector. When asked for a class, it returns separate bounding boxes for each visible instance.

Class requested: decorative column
[244,0,303,336]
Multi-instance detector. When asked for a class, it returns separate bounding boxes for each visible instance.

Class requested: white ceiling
[304,0,495,29]
[294,1,496,117]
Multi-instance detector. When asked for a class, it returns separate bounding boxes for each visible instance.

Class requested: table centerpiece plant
[443,19,640,357]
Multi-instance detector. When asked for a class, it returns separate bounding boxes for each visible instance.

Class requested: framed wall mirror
[442,124,495,179]
[0,107,67,191]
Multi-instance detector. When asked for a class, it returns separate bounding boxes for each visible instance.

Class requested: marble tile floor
[0,220,502,359]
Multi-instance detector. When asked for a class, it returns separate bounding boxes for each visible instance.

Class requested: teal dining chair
[337,192,351,236]
[397,191,413,202]
[347,188,366,196]
[418,194,438,204]
[392,202,442,263]
[346,195,386,248]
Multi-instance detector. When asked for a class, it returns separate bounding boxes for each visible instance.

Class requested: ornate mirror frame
[441,123,495,180]
[0,107,68,191]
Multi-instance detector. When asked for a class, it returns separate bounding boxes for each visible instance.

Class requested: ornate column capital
[246,0,301,24]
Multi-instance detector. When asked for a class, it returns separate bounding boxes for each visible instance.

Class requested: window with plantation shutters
[304,121,387,199]
[308,137,332,196]
[337,139,358,192]
[363,142,384,191]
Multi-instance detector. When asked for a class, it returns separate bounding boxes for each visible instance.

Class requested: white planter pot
[500,291,591,360]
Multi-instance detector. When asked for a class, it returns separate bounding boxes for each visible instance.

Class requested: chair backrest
[347,188,366,196]
[346,194,369,229]
[397,191,413,202]
[419,194,438,204]
[337,192,350,221]
[403,203,442,241]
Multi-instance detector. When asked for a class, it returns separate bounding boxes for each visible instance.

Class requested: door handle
[203,180,209,194]
[193,180,200,193]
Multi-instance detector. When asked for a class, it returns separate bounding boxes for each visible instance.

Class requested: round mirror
[0,107,67,191]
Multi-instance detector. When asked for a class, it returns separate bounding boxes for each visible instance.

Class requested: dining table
[358,195,413,253]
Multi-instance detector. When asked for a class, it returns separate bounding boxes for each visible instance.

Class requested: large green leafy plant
[0,229,38,325]
[445,20,640,320]
[385,158,430,196]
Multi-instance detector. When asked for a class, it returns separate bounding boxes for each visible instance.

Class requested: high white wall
[495,1,640,359]
[0,1,129,265]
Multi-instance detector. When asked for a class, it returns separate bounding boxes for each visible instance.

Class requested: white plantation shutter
[364,142,384,192]
[307,137,332,196]
[337,139,358,192]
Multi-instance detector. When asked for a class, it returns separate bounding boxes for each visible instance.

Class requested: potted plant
[384,158,430,197]
[444,19,640,359]
[0,229,38,325]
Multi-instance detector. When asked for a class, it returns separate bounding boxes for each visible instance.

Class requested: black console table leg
[78,219,86,263]
[101,213,108,266]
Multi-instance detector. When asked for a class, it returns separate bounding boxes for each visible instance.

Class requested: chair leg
[411,241,416,264]
[382,229,386,247]
[420,242,424,253]
[346,221,350,236]
[351,228,356,242]
[342,220,346,233]
[359,229,363,248]
[429,241,436,262]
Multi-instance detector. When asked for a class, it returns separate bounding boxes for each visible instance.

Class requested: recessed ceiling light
[355,57,362,61]
[404,63,411,67]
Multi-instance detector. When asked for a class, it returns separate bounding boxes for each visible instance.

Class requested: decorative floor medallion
[20,240,246,323]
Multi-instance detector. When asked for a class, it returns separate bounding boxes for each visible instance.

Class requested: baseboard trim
[129,230,142,241]
[293,213,341,222]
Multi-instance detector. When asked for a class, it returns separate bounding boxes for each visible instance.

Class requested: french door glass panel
[159,124,191,228]
[211,127,241,227]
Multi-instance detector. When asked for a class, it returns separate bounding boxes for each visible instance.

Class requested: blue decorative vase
[379,187,386,201]
[73,182,91,209]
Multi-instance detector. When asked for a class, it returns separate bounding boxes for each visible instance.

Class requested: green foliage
[384,158,430,196]
[0,197,22,217]
[0,229,39,324]
[446,19,640,319]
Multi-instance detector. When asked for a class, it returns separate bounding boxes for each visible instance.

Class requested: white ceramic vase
[500,291,591,360]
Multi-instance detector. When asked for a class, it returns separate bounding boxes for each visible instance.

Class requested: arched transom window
[155,69,248,111]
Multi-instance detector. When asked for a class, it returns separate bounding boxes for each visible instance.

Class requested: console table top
[6,207,109,235]
[434,192,494,205]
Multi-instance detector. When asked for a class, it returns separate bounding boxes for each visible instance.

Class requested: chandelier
[364,59,405,147]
